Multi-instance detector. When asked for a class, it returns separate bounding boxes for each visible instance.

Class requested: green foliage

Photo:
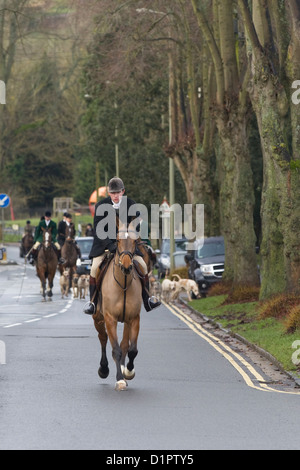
[79,24,186,208]
[190,294,300,372]
[5,55,76,210]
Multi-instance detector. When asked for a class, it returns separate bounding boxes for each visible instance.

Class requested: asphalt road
[0,245,300,451]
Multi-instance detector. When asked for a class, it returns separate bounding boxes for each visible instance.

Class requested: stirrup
[83,301,95,315]
[148,296,161,310]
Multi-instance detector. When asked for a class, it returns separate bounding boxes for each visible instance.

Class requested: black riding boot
[142,275,161,312]
[29,248,37,265]
[84,277,98,315]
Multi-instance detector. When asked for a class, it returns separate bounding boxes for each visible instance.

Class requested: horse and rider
[88,176,161,390]
[21,220,34,256]
[57,212,81,260]
[29,211,65,265]
[84,176,161,315]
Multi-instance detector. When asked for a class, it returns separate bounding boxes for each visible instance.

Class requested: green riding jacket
[34,220,58,243]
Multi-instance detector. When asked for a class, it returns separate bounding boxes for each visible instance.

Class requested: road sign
[0,194,10,208]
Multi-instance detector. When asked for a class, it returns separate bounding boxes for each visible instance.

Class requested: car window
[197,242,224,259]
[77,239,93,253]
[161,240,187,254]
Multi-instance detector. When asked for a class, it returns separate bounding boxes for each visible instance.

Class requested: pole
[114,101,119,177]
[169,34,175,272]
[96,162,100,203]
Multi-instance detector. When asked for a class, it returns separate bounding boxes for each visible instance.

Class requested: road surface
[0,245,300,451]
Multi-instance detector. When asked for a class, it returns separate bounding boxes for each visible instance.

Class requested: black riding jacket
[89,196,139,259]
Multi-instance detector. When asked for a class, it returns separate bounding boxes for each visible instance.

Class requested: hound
[72,273,79,298]
[172,274,200,301]
[59,269,70,298]
[78,274,89,299]
[161,278,178,303]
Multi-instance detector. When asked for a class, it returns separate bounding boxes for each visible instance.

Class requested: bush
[208,281,233,296]
[222,284,260,304]
[285,304,300,333]
[258,293,300,320]
[170,267,189,279]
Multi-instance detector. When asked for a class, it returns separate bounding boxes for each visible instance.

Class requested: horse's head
[42,227,52,249]
[65,224,75,242]
[116,218,139,275]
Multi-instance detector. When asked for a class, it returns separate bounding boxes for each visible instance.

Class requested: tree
[78,1,187,208]
[191,0,259,285]
[6,55,76,210]
[238,0,300,298]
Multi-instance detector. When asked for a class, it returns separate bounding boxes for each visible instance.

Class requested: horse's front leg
[120,323,129,376]
[94,314,109,379]
[124,317,140,380]
[105,315,127,391]
[47,277,54,300]
[38,273,46,301]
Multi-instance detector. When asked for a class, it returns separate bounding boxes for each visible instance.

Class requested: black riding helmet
[108,177,124,193]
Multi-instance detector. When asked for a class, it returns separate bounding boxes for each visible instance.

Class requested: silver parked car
[75,236,94,275]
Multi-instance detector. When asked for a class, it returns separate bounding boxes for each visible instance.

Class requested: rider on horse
[23,220,34,237]
[83,177,161,315]
[57,212,81,258]
[29,211,65,265]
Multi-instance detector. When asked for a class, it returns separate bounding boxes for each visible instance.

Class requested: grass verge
[188,295,300,375]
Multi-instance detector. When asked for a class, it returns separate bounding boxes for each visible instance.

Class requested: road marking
[3,323,22,328]
[165,301,300,396]
[0,298,74,329]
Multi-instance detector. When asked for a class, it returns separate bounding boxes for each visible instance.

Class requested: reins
[112,231,138,323]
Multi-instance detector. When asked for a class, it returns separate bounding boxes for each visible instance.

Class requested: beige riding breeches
[90,253,147,278]
[33,241,61,250]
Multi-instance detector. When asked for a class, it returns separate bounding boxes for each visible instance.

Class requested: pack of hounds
[59,268,89,300]
[150,273,200,303]
[60,269,199,303]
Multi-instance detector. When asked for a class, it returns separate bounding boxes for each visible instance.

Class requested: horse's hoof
[115,380,127,391]
[123,367,135,380]
[98,367,109,379]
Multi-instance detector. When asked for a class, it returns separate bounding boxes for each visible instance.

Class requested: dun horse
[93,218,143,391]
[36,228,58,301]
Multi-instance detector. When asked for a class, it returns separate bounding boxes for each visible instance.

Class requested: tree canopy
[1,0,300,298]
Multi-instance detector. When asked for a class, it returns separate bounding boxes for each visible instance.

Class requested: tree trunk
[216,106,259,284]
[239,0,300,298]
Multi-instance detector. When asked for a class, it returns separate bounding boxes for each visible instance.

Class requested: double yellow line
[164,301,300,396]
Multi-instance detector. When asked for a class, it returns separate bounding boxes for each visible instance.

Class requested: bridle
[42,228,52,250]
[115,229,137,276]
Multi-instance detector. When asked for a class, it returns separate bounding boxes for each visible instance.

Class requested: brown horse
[36,228,58,301]
[22,233,34,257]
[93,218,143,391]
[59,224,78,285]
